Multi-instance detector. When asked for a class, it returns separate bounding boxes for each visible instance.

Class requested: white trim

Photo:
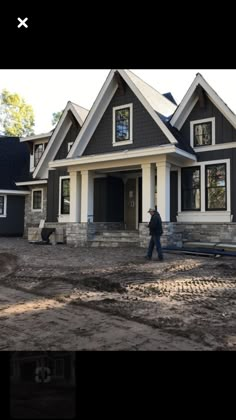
[178,158,230,221]
[0,189,30,195]
[68,69,178,159]
[177,211,232,223]
[112,103,133,146]
[33,101,87,179]
[31,188,43,212]
[190,117,215,148]
[58,176,70,223]
[51,144,196,169]
[170,73,236,130]
[0,194,7,217]
[190,140,236,153]
[16,180,47,186]
[136,176,139,230]
[20,132,52,142]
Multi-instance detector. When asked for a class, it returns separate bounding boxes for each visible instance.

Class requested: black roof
[163,92,177,106]
[164,122,196,155]
[0,136,30,189]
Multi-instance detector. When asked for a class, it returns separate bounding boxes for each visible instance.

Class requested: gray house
[0,136,29,236]
[16,70,236,247]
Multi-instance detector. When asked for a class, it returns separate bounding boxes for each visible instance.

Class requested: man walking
[145,208,164,261]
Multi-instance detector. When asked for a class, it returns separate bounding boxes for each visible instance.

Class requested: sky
[0,69,236,134]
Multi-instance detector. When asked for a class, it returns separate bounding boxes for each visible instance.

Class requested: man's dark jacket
[148,211,163,236]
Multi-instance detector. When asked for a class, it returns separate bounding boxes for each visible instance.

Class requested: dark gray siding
[83,83,170,156]
[181,94,236,145]
[55,118,80,160]
[47,169,68,222]
[0,196,25,236]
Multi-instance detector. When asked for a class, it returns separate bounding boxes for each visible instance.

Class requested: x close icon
[17,17,28,28]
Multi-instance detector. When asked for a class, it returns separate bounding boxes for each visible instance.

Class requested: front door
[125,179,136,230]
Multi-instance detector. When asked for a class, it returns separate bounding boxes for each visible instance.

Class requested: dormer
[20,132,52,173]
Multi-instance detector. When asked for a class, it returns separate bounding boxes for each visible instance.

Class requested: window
[181,167,200,210]
[190,118,215,148]
[34,143,45,167]
[0,195,7,217]
[205,164,226,210]
[194,122,212,146]
[54,359,64,377]
[113,104,133,145]
[60,178,70,214]
[32,189,43,211]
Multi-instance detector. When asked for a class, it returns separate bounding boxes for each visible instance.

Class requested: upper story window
[181,167,200,211]
[113,103,133,146]
[0,195,7,217]
[32,189,43,211]
[205,163,226,210]
[34,143,45,167]
[190,118,215,148]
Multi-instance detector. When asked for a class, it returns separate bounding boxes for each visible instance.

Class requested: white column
[81,170,94,223]
[156,160,171,222]
[69,171,81,222]
[142,163,155,222]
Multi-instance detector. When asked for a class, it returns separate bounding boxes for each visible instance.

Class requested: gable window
[113,104,133,146]
[190,118,215,148]
[34,143,45,167]
[60,177,70,215]
[32,189,43,211]
[0,195,7,217]
[205,164,226,210]
[181,167,200,210]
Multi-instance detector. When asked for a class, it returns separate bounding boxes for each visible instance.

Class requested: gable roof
[170,73,236,130]
[68,69,180,158]
[0,137,30,189]
[32,101,89,179]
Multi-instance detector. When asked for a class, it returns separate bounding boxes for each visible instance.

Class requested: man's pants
[147,234,163,260]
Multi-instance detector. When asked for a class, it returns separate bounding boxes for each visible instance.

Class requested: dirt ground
[1,237,236,351]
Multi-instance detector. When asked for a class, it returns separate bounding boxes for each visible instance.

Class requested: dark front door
[125,179,136,230]
[170,171,178,222]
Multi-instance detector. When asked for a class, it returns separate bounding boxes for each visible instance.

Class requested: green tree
[51,110,63,127]
[0,89,35,136]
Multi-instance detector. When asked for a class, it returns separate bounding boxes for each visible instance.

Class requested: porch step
[89,240,140,247]
[88,230,140,247]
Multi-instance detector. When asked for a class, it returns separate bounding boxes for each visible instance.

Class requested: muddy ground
[0,237,236,351]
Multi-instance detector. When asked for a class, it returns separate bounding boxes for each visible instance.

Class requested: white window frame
[33,141,47,168]
[190,117,215,149]
[58,176,70,222]
[112,103,133,147]
[67,142,74,153]
[0,194,7,217]
[177,158,231,222]
[31,189,43,212]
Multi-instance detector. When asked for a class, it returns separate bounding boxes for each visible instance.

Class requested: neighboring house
[15,102,89,232]
[10,351,75,385]
[0,136,29,236]
[16,70,236,246]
